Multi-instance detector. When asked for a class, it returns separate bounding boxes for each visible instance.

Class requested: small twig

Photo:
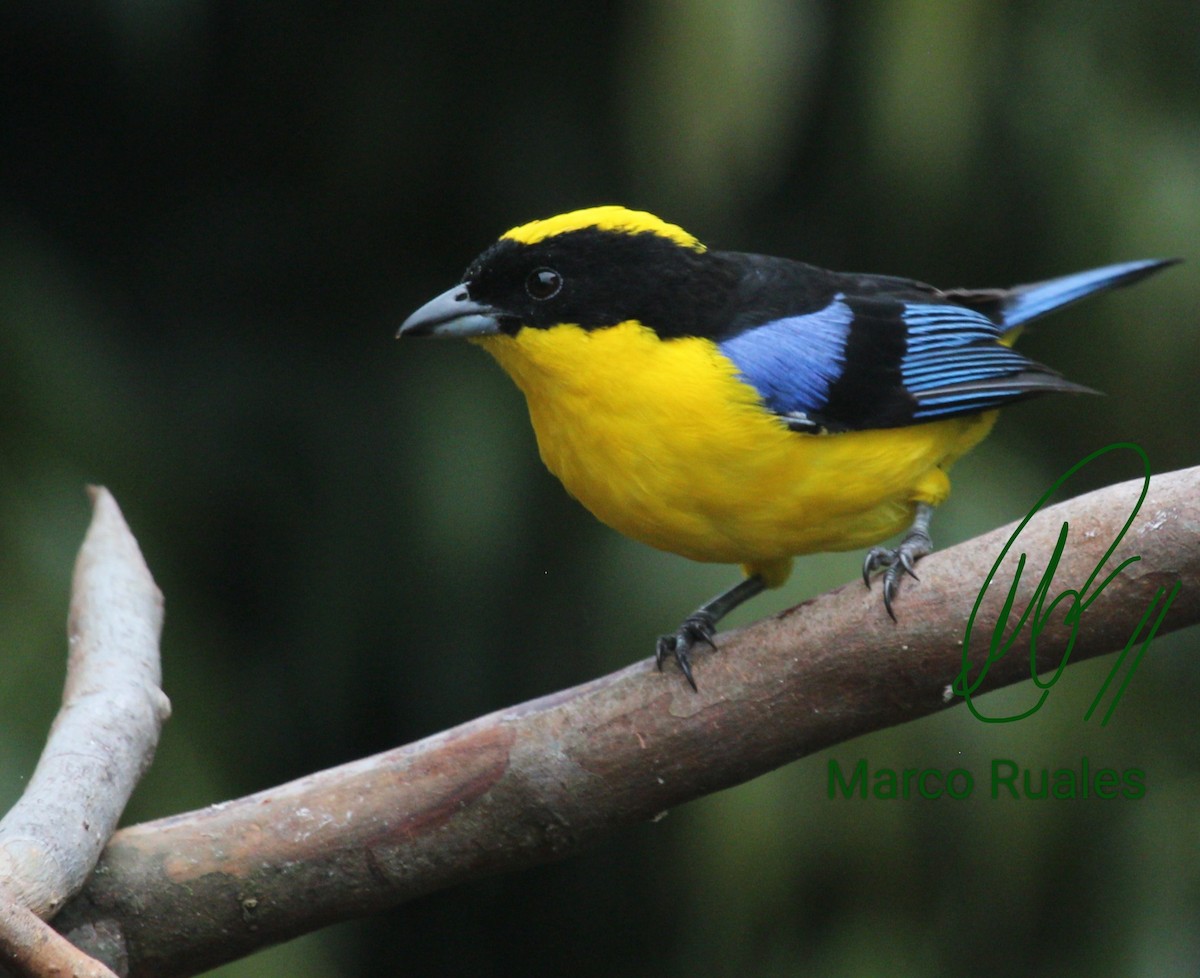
[0,897,118,978]
[0,489,168,976]
[53,463,1199,978]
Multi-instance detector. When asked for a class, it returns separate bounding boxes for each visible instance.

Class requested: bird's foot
[862,525,933,621]
[655,612,717,691]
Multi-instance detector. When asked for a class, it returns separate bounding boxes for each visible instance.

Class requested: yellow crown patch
[502,206,705,252]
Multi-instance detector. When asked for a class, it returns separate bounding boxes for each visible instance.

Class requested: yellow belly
[477,322,996,585]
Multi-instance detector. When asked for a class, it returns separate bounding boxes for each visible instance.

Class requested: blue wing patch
[718,291,1095,432]
[717,297,853,420]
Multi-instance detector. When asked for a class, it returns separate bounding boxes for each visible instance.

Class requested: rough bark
[49,461,1198,978]
[0,489,168,977]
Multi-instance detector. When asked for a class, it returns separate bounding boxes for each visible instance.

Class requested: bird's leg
[862,503,934,621]
[656,575,766,690]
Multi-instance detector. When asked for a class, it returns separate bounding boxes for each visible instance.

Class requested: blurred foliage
[2,1,1199,976]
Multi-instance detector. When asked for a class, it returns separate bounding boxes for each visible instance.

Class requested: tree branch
[0,900,118,978]
[56,464,1199,977]
[0,488,168,977]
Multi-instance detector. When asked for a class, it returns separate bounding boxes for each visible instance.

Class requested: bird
[398,205,1174,690]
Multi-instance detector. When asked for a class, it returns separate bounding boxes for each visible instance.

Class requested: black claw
[656,612,715,690]
[863,524,932,621]
[676,649,698,692]
[654,635,673,672]
[862,547,886,588]
[881,571,893,621]
[653,576,766,692]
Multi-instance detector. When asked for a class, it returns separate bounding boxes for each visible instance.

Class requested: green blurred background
[3,1,1199,975]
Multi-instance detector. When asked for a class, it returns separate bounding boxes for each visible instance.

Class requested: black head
[399,207,740,341]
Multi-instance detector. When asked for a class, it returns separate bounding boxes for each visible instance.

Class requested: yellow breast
[476,322,994,582]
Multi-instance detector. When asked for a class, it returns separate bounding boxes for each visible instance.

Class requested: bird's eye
[525,267,562,300]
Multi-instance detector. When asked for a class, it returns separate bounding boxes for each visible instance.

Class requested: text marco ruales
[827,757,1145,800]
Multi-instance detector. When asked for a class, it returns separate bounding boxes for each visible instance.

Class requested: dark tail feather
[910,370,1100,421]
[947,257,1180,331]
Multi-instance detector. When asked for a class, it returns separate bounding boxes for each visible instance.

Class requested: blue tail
[1000,258,1178,331]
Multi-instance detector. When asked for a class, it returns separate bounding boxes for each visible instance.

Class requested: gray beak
[397,284,502,339]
